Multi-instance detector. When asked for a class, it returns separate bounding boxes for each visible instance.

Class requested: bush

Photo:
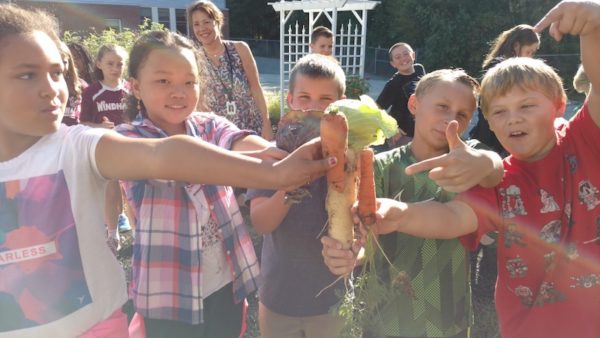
[345,75,370,99]
[62,18,166,56]
[265,90,288,128]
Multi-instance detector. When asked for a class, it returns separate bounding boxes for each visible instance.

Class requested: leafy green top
[326,95,398,151]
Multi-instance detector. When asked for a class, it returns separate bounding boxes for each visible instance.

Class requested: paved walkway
[256,56,388,98]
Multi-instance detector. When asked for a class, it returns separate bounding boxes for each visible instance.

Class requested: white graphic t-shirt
[0,125,127,337]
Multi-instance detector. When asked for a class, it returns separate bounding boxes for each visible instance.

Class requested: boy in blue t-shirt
[247,54,346,338]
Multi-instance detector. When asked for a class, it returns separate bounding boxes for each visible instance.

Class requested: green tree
[227,0,279,39]
[366,0,580,85]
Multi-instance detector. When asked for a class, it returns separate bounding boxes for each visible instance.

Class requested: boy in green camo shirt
[322,69,503,338]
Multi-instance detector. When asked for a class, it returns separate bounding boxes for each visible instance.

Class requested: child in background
[310,26,334,56]
[248,54,347,338]
[67,41,94,86]
[567,65,590,119]
[470,24,540,156]
[80,43,128,128]
[0,5,333,337]
[116,30,288,338]
[80,43,131,246]
[188,1,273,140]
[376,42,425,150]
[59,42,82,126]
[573,64,590,97]
[482,24,540,69]
[362,2,600,337]
[323,69,503,338]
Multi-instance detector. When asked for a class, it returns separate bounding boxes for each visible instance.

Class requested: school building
[2,0,229,37]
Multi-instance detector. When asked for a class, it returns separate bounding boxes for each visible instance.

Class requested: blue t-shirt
[247,177,343,316]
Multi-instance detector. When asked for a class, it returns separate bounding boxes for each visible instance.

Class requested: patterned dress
[200,41,263,134]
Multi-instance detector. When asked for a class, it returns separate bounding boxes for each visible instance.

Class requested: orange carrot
[358,148,377,226]
[320,109,348,193]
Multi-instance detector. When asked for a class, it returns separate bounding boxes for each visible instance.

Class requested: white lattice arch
[269,0,379,112]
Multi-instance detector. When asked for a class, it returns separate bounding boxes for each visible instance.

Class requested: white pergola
[269,0,379,112]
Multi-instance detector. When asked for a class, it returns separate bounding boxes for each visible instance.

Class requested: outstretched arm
[534,0,600,127]
[405,121,504,192]
[358,198,478,239]
[96,133,335,191]
[232,134,288,161]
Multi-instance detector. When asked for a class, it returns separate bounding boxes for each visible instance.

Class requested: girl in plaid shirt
[115,31,289,338]
[0,6,334,337]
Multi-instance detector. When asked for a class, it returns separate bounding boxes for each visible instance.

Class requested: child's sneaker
[118,213,132,232]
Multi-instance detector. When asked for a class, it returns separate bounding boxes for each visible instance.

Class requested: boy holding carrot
[247,54,346,338]
[322,69,504,337]
[354,2,600,338]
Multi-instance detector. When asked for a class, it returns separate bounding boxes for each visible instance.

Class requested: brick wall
[12,1,230,39]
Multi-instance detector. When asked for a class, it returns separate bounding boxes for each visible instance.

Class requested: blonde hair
[94,44,127,81]
[480,57,566,117]
[289,54,346,97]
[573,64,590,95]
[415,68,480,99]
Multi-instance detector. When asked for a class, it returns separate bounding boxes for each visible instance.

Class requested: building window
[176,9,187,35]
[140,7,152,25]
[104,19,122,32]
[158,8,170,28]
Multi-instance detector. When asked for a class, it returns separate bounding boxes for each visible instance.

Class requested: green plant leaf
[326,95,398,151]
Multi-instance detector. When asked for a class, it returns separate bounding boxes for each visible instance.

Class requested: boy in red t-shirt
[362,2,600,338]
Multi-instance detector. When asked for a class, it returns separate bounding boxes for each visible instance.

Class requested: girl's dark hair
[0,4,60,52]
[125,30,199,121]
[68,41,95,84]
[186,0,224,45]
[59,41,81,100]
[93,44,127,81]
[483,24,540,69]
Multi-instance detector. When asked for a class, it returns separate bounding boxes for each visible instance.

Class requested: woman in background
[187,0,273,140]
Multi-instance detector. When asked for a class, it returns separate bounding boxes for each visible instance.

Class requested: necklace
[204,43,224,58]
[203,43,236,117]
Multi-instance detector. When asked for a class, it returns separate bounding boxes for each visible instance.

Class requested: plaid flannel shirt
[116,112,260,324]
